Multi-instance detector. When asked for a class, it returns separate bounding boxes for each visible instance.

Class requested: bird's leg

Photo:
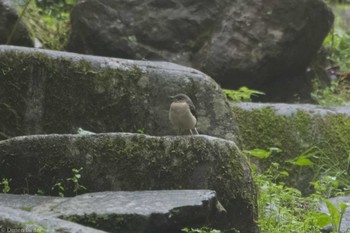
[189,129,193,135]
[194,127,199,135]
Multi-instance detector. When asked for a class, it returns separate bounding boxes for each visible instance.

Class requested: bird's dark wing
[188,101,198,120]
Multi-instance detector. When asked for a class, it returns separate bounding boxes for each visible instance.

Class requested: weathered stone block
[0,205,106,233]
[0,45,236,141]
[0,190,225,233]
[0,133,257,232]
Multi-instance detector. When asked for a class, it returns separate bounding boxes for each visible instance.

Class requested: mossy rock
[0,133,257,233]
[0,45,236,141]
[233,103,350,193]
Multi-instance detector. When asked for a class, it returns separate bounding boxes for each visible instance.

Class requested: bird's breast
[169,102,197,129]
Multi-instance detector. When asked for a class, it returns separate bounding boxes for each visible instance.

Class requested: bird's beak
[169,95,175,100]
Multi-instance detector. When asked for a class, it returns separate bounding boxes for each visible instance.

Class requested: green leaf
[279,171,289,177]
[339,202,349,213]
[244,149,271,159]
[287,156,314,167]
[314,212,331,227]
[324,199,341,230]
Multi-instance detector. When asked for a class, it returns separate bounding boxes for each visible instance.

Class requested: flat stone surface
[0,193,60,210]
[34,190,217,216]
[0,205,107,233]
[0,190,223,233]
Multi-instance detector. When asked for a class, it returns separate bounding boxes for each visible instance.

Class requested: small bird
[169,93,199,135]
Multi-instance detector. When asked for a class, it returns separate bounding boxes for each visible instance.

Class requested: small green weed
[181,227,239,233]
[136,128,145,134]
[51,181,64,197]
[182,227,222,233]
[224,87,265,102]
[0,178,11,193]
[51,167,86,197]
[67,167,87,196]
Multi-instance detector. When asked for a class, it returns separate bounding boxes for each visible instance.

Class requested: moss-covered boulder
[0,133,257,233]
[0,45,236,141]
[233,102,350,193]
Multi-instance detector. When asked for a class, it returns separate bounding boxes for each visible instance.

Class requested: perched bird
[169,93,199,135]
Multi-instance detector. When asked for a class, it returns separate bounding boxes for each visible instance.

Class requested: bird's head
[170,93,193,104]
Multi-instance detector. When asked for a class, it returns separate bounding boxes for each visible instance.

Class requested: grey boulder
[0,133,257,233]
[0,45,236,141]
[67,0,333,101]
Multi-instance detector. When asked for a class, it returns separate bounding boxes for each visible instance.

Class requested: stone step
[0,190,223,233]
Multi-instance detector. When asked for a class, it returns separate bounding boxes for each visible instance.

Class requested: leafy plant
[311,80,347,106]
[14,0,77,50]
[256,174,322,233]
[247,147,350,232]
[315,199,350,233]
[51,181,64,197]
[0,178,11,193]
[182,227,222,233]
[51,167,86,197]
[286,147,318,167]
[311,175,344,199]
[244,147,282,159]
[67,167,87,195]
[224,87,265,102]
[136,128,145,134]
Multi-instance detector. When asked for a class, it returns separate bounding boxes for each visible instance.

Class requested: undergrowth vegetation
[312,3,350,105]
[13,0,76,50]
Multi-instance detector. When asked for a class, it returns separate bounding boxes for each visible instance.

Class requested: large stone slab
[0,206,107,233]
[0,190,224,233]
[0,45,236,141]
[0,133,257,233]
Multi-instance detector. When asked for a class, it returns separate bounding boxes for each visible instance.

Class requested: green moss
[20,207,33,212]
[234,107,315,157]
